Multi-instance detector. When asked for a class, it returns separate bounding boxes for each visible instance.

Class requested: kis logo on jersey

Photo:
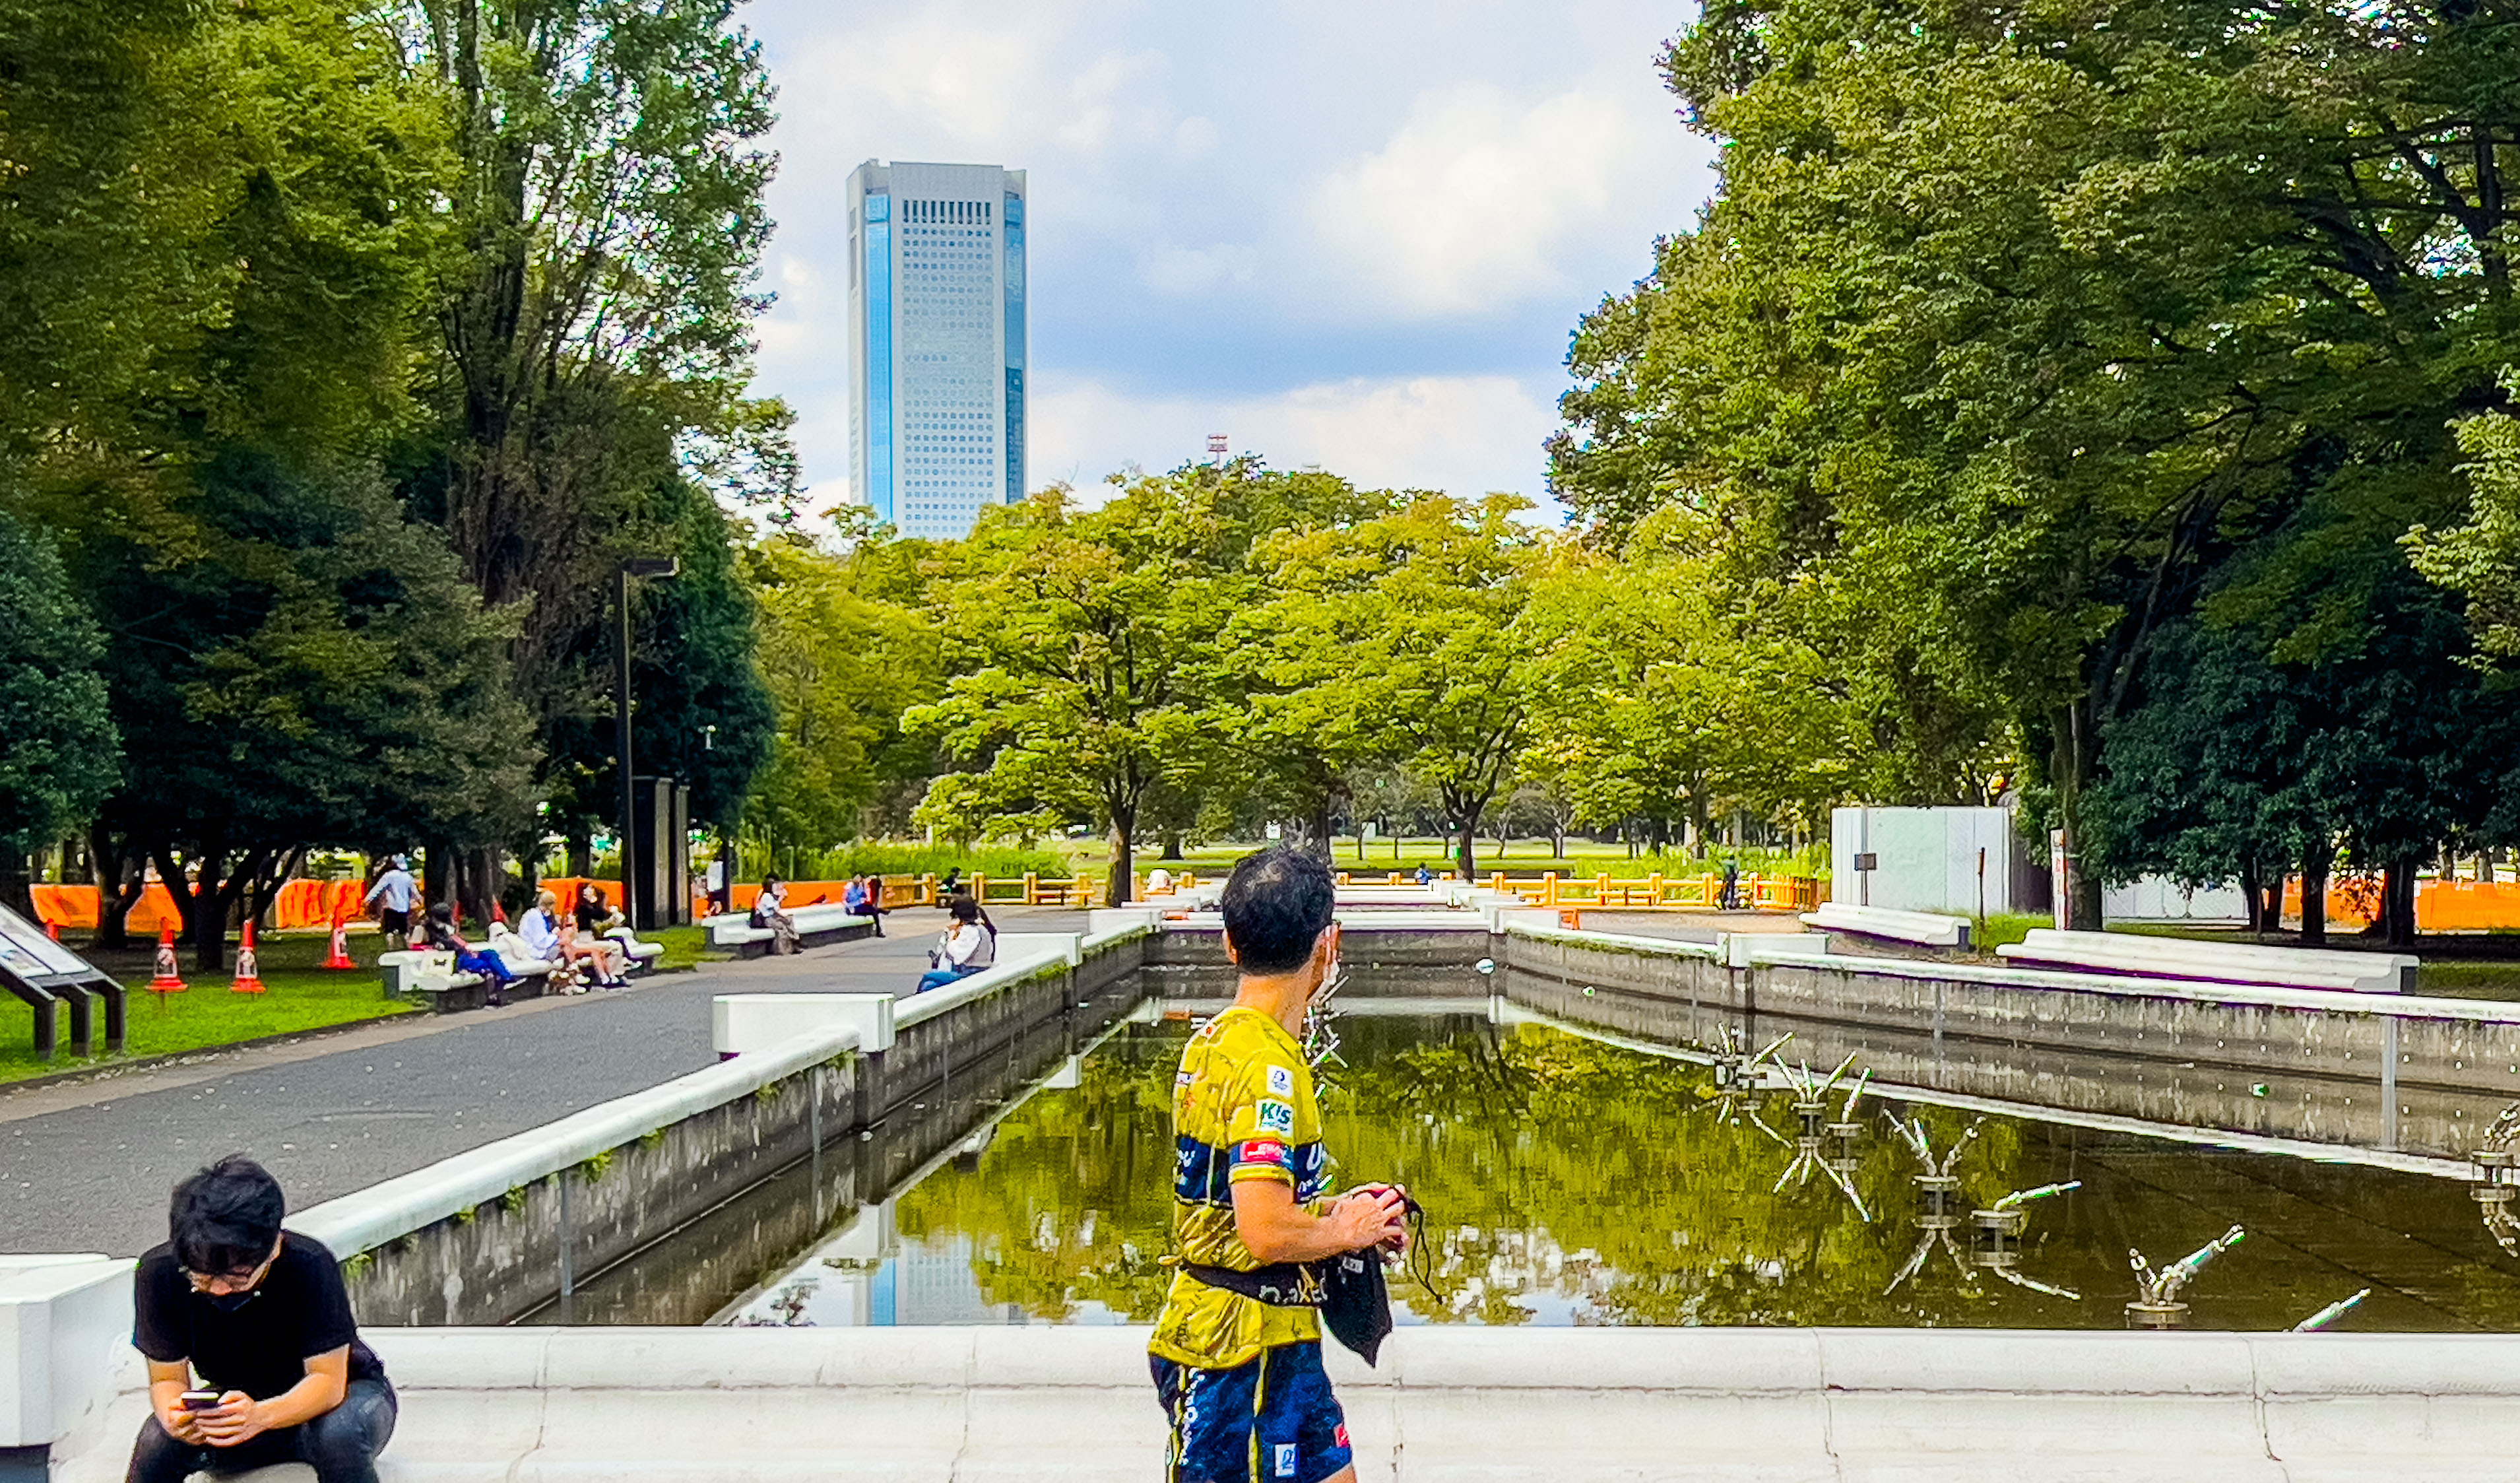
[1256,1098,1294,1135]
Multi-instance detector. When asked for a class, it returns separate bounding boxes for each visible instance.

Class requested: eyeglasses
[181,1251,276,1297]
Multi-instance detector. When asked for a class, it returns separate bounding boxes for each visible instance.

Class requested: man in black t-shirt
[127,1156,396,1483]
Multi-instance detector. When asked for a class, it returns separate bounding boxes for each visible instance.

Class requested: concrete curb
[46,1326,2520,1482]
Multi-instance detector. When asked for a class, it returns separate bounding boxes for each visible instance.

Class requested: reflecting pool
[689,1008,2520,1332]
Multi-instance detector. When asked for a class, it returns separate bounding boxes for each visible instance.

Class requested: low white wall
[46,1326,2520,1482]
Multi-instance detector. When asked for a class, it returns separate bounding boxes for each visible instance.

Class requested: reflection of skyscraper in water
[894,1236,1022,1325]
[847,160,1028,541]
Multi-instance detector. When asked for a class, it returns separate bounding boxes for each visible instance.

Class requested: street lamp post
[616,556,679,929]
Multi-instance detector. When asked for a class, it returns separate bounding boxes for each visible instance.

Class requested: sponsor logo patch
[1336,1423,1349,1450]
[1268,1064,1295,1096]
[1256,1098,1294,1135]
[1275,1442,1298,1476]
[1237,1138,1289,1168]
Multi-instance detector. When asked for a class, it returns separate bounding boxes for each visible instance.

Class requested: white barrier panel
[2001,927,2416,994]
[713,993,896,1056]
[1802,900,1973,948]
[1,1255,131,1458]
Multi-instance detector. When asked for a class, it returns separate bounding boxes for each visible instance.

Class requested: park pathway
[0,907,1075,1257]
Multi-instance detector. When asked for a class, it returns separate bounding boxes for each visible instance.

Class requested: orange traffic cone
[321,912,356,970]
[230,921,267,994]
[491,899,507,926]
[44,919,59,941]
[146,925,187,996]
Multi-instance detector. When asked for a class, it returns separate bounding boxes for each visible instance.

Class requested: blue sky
[742,0,1718,516]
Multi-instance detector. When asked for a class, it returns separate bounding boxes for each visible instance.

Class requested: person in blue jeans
[914,896,996,993]
[422,903,515,1007]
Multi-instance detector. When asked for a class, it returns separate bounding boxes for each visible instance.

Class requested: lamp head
[621,556,680,578]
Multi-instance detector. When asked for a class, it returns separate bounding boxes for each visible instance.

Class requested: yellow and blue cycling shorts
[1151,1340,1351,1483]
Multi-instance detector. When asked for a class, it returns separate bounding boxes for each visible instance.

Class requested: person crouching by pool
[1149,847,1409,1483]
[914,895,996,992]
[128,1155,395,1483]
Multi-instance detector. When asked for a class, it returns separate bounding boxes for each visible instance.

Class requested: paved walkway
[0,908,1078,1257]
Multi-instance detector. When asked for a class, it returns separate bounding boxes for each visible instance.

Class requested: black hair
[170,1155,285,1276]
[1221,847,1336,975]
[950,896,981,923]
[426,902,451,924]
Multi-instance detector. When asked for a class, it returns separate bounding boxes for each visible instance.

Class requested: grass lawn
[0,920,719,1086]
[1,930,416,1086]
[1071,836,1827,879]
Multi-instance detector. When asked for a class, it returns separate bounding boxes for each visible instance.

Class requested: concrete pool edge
[40,1325,2520,1481]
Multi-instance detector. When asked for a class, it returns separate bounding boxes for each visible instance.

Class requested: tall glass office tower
[847,160,1028,539]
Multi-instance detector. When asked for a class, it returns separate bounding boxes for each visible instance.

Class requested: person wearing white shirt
[915,898,996,993]
[521,889,626,989]
[363,857,418,949]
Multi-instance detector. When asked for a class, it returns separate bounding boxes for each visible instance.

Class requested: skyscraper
[847,160,1028,540]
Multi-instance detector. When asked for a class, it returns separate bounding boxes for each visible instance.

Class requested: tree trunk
[2300,847,2331,948]
[567,831,592,878]
[1106,808,1136,906]
[1308,797,1335,864]
[92,824,138,949]
[2483,851,2498,884]
[1161,828,1184,862]
[2240,863,2262,935]
[458,845,497,926]
[1455,811,1481,880]
[2383,861,2419,948]
[0,851,31,923]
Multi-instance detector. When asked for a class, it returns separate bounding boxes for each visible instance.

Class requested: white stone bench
[1800,901,1973,949]
[703,904,872,958]
[375,940,549,1013]
[1999,927,2416,994]
[604,925,664,970]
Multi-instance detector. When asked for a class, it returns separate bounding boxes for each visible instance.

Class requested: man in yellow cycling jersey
[1149,847,1407,1483]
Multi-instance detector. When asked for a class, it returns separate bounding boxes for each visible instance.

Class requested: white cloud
[736,0,1714,516]
[1029,372,1562,509]
[1309,81,1667,317]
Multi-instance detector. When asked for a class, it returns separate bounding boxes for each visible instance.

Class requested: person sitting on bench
[127,1156,397,1483]
[752,876,800,954]
[915,896,996,993]
[521,888,626,989]
[422,903,515,1006]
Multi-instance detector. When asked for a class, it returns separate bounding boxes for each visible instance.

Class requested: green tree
[739,529,940,871]
[909,482,1246,904]
[1553,0,2520,925]
[2410,373,2520,662]
[0,508,118,913]
[87,460,534,966]
[1252,495,1550,878]
[399,0,790,827]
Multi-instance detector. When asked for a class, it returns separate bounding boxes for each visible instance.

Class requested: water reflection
[711,1010,2520,1331]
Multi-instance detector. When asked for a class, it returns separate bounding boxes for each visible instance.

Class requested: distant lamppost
[616,556,679,925]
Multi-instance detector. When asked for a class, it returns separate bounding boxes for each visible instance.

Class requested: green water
[726,1011,2520,1331]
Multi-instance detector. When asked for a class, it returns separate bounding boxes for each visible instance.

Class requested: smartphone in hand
[179,1390,222,1412]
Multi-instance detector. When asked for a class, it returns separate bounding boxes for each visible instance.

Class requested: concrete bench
[376,944,550,1013]
[1999,927,2416,994]
[1800,901,1972,949]
[703,904,872,958]
[604,926,664,971]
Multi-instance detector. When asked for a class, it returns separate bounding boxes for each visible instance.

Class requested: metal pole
[616,566,635,931]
